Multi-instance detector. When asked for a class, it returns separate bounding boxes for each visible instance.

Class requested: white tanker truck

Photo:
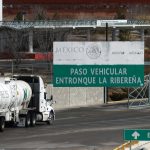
[0,75,55,132]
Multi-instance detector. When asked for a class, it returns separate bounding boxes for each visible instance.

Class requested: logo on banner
[86,44,101,59]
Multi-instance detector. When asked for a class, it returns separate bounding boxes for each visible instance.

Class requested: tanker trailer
[0,78,33,131]
[0,75,55,132]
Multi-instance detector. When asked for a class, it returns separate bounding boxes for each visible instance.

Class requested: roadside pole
[11,59,14,76]
[104,22,108,104]
[149,74,150,104]
[130,141,131,150]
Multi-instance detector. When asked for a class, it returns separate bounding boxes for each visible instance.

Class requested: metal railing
[128,74,150,109]
[1,19,150,29]
[0,20,97,29]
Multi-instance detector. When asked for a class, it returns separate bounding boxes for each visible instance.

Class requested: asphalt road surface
[0,104,150,150]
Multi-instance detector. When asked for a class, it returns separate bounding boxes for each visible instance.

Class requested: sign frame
[53,41,144,87]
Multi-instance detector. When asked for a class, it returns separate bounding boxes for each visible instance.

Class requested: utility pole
[104,23,108,104]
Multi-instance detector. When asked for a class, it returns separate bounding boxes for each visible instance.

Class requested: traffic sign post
[124,129,150,141]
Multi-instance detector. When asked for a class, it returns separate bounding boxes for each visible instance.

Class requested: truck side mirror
[44,92,47,100]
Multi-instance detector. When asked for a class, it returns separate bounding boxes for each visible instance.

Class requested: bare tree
[2,28,28,67]
[32,5,47,20]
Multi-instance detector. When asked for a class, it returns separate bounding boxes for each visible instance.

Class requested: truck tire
[0,117,5,132]
[47,111,54,125]
[25,113,31,128]
[30,112,36,127]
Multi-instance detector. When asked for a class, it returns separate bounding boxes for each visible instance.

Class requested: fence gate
[128,75,150,109]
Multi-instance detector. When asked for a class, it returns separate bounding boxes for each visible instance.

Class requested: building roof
[3,0,150,4]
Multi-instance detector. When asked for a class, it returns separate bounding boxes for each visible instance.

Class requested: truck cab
[13,75,55,125]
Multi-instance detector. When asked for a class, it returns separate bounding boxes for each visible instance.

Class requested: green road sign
[53,65,144,87]
[124,129,150,141]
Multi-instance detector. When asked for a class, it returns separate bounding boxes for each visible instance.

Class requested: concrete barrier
[46,84,104,110]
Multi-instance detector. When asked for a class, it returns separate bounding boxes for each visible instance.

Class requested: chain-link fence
[0,59,53,84]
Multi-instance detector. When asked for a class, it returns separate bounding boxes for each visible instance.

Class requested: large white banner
[54,42,144,65]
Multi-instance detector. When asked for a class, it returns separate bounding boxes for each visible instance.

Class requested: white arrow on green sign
[132,131,140,140]
[124,129,150,141]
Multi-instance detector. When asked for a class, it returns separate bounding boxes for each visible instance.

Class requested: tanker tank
[15,80,32,108]
[0,78,32,111]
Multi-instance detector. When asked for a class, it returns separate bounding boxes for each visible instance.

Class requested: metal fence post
[128,88,130,108]
[148,74,150,104]
[11,59,14,76]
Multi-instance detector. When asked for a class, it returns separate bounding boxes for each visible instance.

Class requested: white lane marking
[56,117,80,121]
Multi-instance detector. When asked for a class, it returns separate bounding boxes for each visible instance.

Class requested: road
[0,104,150,150]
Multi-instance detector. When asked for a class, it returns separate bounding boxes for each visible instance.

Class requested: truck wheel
[47,112,54,125]
[25,114,31,128]
[30,113,36,127]
[0,117,5,132]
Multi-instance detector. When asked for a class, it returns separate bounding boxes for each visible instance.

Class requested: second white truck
[0,75,55,132]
